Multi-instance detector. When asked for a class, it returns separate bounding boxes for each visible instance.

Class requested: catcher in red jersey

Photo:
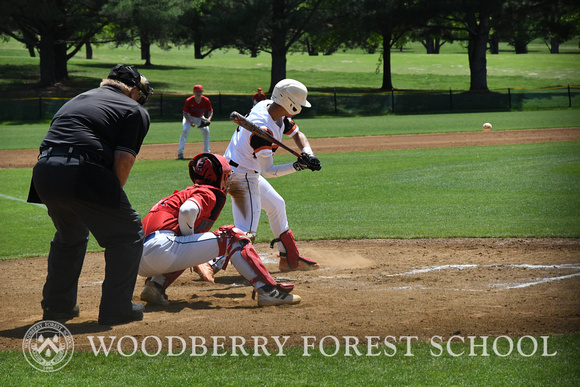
[138,153,300,307]
[223,79,321,273]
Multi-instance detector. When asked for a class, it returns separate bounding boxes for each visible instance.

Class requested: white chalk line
[0,193,46,208]
[381,263,580,291]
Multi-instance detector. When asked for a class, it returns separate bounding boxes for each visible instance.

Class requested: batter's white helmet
[271,79,311,115]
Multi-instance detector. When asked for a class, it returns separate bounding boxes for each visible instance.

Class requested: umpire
[28,64,153,326]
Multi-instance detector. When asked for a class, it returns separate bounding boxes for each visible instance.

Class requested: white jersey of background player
[224,79,322,272]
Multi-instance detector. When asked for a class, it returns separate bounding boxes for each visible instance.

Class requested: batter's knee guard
[270,229,319,272]
[217,225,295,296]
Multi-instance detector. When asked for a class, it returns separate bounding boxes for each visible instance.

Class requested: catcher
[138,153,300,307]
[223,78,321,273]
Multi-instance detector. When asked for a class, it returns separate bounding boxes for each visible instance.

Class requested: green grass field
[2,334,579,386]
[1,38,579,95]
[0,39,579,385]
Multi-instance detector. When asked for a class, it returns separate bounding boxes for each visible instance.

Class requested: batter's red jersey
[142,185,226,235]
[183,95,213,118]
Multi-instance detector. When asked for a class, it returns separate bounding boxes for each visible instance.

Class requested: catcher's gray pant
[179,117,210,154]
[228,170,289,253]
[138,230,265,288]
[32,155,144,320]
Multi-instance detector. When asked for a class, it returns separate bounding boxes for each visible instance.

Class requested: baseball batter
[138,153,300,307]
[223,79,321,272]
[178,84,213,158]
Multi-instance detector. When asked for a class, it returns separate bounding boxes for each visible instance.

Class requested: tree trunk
[141,36,151,65]
[86,42,93,59]
[194,38,203,59]
[424,37,435,54]
[54,40,69,82]
[39,32,56,86]
[270,0,287,92]
[514,38,528,54]
[381,38,393,91]
[489,33,499,54]
[467,14,490,91]
[550,37,560,53]
[27,44,36,58]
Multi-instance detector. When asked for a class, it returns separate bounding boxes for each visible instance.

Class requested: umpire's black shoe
[98,302,144,326]
[43,304,80,321]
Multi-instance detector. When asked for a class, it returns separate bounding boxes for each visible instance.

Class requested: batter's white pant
[228,170,289,253]
[138,230,264,288]
[179,117,210,155]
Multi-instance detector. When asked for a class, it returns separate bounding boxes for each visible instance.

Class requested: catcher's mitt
[198,118,211,127]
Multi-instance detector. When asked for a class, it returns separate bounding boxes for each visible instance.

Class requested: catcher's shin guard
[218,225,295,295]
[271,229,319,272]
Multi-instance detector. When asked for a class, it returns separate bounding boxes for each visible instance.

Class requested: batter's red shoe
[278,254,320,272]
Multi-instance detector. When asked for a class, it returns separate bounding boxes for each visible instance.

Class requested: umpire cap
[107,64,142,88]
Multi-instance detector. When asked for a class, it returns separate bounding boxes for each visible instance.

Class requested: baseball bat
[229,111,302,158]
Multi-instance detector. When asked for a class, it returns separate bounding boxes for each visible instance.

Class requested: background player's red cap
[194,84,203,92]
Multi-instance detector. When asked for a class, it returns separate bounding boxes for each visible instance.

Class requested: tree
[492,0,541,54]
[0,0,108,85]
[538,0,580,53]
[430,0,505,91]
[213,0,326,91]
[101,0,191,66]
[344,0,424,90]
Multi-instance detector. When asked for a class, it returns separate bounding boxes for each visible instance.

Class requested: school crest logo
[22,321,74,372]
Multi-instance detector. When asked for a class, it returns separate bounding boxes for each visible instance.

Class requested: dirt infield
[1,128,579,351]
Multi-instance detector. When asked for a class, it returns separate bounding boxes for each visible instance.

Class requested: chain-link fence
[1,86,578,122]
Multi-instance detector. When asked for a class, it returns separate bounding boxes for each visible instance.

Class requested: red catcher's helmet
[189,153,232,192]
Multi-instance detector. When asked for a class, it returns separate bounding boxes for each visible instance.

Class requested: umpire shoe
[43,304,80,321]
[257,286,301,307]
[98,303,144,326]
[140,279,170,306]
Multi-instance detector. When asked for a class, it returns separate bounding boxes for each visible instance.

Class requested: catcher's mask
[136,75,153,105]
[189,153,232,193]
[271,79,311,115]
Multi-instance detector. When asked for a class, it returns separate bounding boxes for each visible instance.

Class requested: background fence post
[508,86,511,109]
[334,89,337,114]
[449,88,453,110]
[160,92,163,117]
[391,88,395,113]
[568,84,572,108]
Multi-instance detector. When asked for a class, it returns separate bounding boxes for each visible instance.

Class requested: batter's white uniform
[224,100,304,252]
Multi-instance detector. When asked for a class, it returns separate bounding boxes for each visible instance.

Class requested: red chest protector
[143,185,226,235]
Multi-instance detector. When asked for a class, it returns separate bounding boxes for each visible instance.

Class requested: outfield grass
[1,109,579,150]
[1,334,579,385]
[0,39,578,95]
[1,141,578,259]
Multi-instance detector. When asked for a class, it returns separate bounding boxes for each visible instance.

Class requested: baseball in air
[482,122,492,132]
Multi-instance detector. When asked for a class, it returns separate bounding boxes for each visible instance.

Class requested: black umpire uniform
[28,65,153,325]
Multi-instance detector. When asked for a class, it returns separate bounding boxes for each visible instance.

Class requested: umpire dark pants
[31,154,144,320]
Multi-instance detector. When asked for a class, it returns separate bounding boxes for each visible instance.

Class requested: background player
[138,153,300,307]
[223,79,321,273]
[178,84,213,159]
[252,87,266,106]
